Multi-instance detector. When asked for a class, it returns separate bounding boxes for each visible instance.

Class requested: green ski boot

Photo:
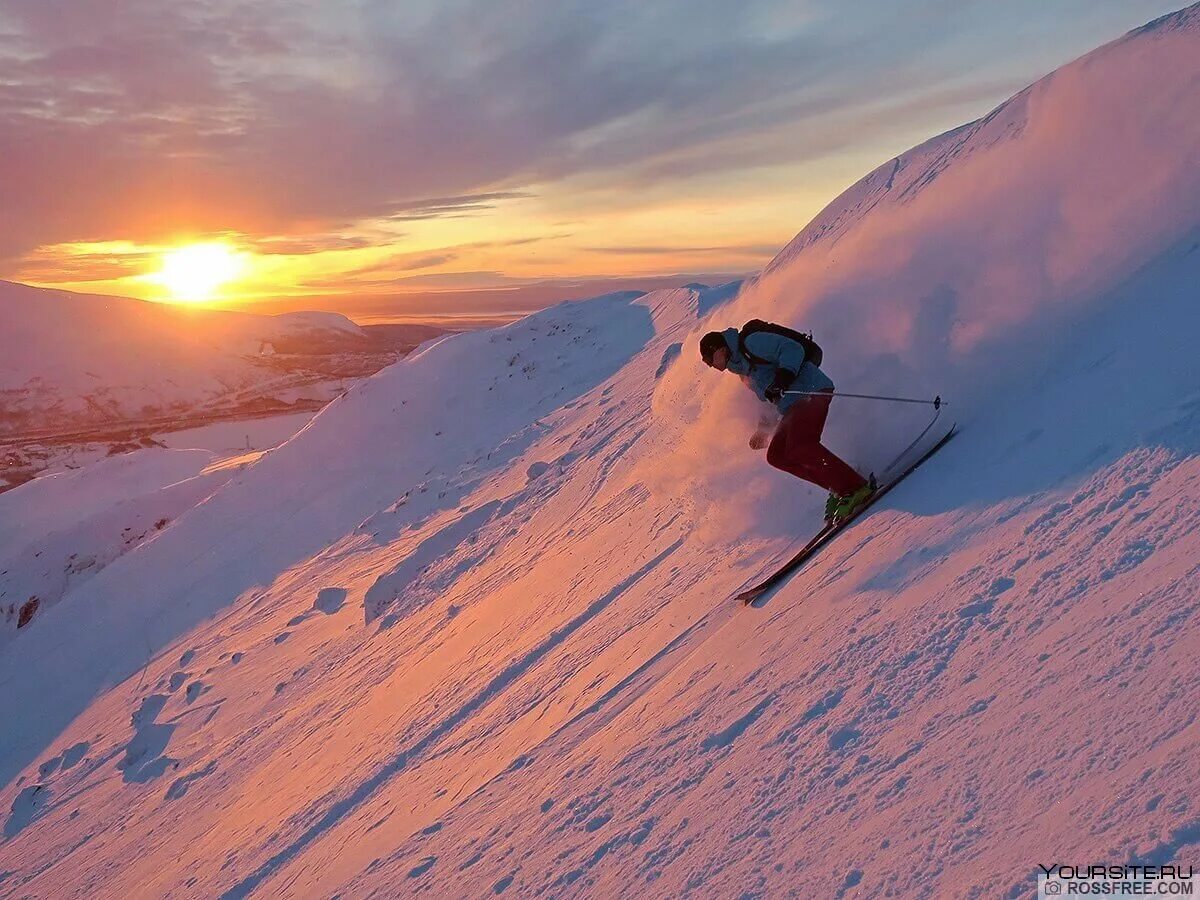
[827,478,877,525]
[823,491,842,525]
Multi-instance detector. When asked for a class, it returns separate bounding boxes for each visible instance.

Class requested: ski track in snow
[3,8,1200,897]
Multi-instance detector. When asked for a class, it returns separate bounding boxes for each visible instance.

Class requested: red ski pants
[766,389,867,496]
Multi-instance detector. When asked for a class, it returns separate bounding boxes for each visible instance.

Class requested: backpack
[738,319,823,368]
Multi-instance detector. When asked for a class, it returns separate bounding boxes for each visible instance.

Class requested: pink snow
[1,6,1199,898]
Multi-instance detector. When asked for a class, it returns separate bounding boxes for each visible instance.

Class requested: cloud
[585,244,780,257]
[14,246,158,283]
[293,232,573,289]
[382,192,535,222]
[393,253,456,271]
[0,0,1180,259]
[297,252,461,290]
[245,234,381,256]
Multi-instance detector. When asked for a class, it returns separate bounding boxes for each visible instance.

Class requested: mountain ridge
[0,281,367,435]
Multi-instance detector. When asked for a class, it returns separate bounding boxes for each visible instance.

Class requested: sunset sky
[0,0,1181,320]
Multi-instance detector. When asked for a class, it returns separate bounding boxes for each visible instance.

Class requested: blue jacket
[719,326,834,414]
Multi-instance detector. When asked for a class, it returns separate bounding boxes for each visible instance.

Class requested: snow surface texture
[0,281,365,433]
[3,7,1200,897]
[0,449,241,641]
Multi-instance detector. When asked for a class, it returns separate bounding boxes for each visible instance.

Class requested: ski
[737,425,958,607]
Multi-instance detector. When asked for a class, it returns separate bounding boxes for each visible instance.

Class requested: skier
[700,322,874,523]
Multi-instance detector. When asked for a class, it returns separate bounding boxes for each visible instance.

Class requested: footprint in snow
[838,869,863,896]
[165,760,217,801]
[958,599,995,618]
[119,694,176,784]
[655,342,682,379]
[584,813,611,832]
[408,856,437,878]
[315,587,347,615]
[38,741,91,778]
[4,784,50,838]
[827,726,861,751]
[62,742,89,769]
[988,576,1016,596]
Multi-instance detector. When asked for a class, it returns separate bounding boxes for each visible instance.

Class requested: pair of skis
[736,424,958,607]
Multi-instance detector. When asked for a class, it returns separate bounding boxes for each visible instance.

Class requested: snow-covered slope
[0,282,366,434]
[0,449,242,640]
[2,7,1200,898]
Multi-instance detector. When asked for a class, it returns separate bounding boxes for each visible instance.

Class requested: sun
[157,242,243,302]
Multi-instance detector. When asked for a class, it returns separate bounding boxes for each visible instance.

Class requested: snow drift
[2,7,1200,898]
[653,3,1200,530]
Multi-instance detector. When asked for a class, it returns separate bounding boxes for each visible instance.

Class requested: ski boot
[823,491,842,524]
[825,476,877,525]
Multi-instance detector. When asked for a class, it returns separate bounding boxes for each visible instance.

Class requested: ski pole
[784,390,945,409]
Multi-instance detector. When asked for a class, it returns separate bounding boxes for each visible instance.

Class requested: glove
[764,369,796,403]
[749,431,769,450]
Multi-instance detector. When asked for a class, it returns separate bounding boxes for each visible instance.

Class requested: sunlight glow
[158,243,243,302]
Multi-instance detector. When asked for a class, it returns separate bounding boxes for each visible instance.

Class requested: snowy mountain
[0,448,249,640]
[0,281,367,435]
[2,6,1200,898]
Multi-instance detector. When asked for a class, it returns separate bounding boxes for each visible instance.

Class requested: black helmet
[699,331,727,365]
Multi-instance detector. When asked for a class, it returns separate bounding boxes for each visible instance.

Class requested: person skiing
[700,322,874,523]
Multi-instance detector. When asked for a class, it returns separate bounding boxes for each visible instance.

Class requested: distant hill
[0,281,368,435]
